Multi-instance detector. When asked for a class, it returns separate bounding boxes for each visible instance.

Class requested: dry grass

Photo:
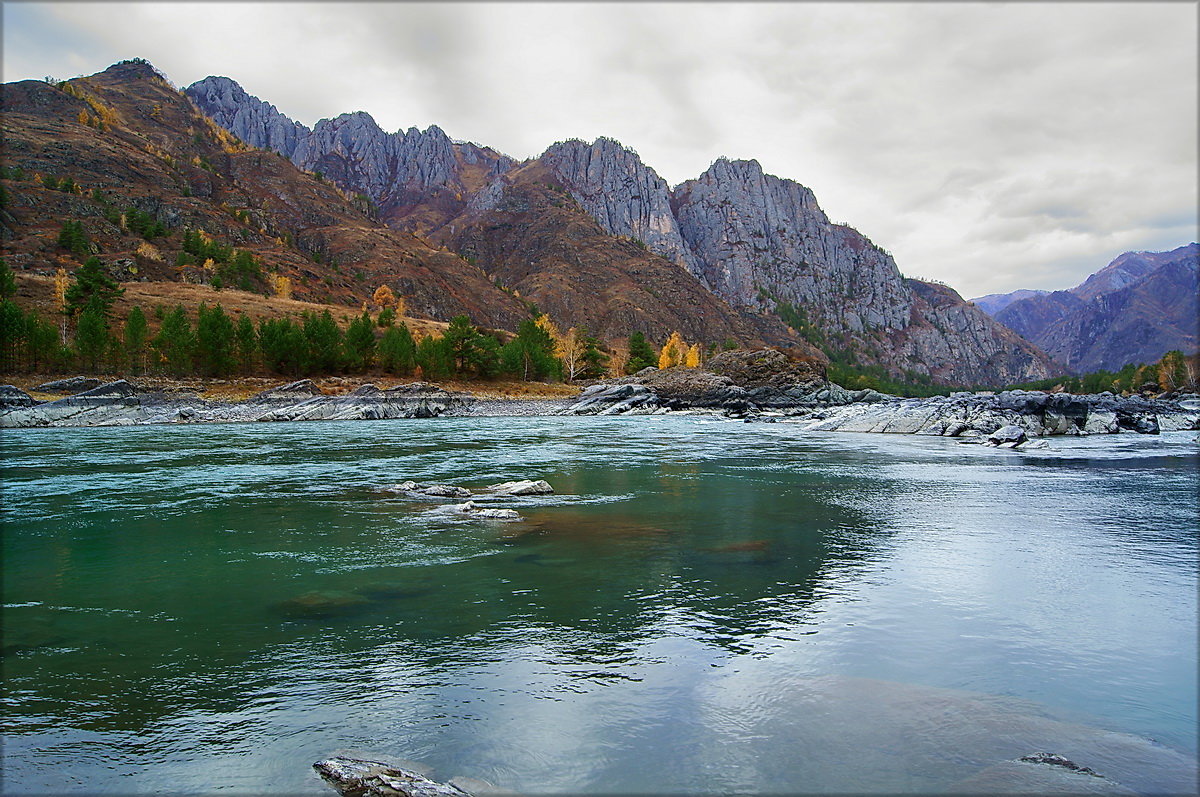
[12,274,450,337]
[5,372,581,402]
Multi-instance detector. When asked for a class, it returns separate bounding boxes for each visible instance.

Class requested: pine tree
[0,258,16,300]
[57,220,90,256]
[24,310,62,371]
[153,304,195,376]
[64,256,124,317]
[579,330,608,379]
[626,331,657,373]
[195,303,236,377]
[0,298,25,372]
[500,317,561,381]
[123,305,148,375]
[378,324,416,375]
[74,296,110,373]
[442,315,500,377]
[303,310,343,374]
[234,314,257,373]
[344,312,377,372]
[416,334,454,380]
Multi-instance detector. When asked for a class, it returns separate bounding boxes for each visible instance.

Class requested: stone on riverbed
[274,590,370,619]
[949,752,1137,794]
[487,479,553,496]
[314,756,471,797]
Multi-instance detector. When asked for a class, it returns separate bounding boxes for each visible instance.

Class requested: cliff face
[185,77,514,235]
[541,149,1053,384]
[990,243,1199,372]
[538,138,700,275]
[444,163,805,350]
[185,76,1058,384]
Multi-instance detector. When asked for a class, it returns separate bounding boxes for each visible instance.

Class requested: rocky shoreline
[559,349,1200,442]
[3,349,1198,437]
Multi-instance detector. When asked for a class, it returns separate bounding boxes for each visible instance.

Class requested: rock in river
[314,756,470,797]
[393,481,472,498]
[487,479,554,496]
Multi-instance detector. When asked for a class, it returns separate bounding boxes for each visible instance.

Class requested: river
[2,417,1197,793]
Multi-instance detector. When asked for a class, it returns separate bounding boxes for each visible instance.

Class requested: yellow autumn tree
[53,267,71,314]
[557,327,588,380]
[372,284,396,308]
[684,343,702,368]
[271,274,292,300]
[658,331,687,369]
[607,339,630,378]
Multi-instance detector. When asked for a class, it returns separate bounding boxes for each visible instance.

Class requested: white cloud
[3,1,1195,298]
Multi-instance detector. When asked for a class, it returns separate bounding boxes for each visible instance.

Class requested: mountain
[985,244,1199,372]
[970,289,1050,316]
[1,60,529,330]
[535,141,1054,385]
[187,76,1057,385]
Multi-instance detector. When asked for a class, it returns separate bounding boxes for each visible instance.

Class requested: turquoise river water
[2,416,1197,794]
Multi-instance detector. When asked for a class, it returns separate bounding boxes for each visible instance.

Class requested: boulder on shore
[0,385,38,408]
[34,376,102,394]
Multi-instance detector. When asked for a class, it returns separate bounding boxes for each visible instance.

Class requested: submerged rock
[274,590,371,620]
[314,756,470,797]
[949,752,1136,794]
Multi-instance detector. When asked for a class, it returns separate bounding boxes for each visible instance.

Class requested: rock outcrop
[560,351,1199,438]
[185,76,514,236]
[539,146,1057,385]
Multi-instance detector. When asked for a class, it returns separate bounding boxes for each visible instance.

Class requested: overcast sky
[4,2,1196,298]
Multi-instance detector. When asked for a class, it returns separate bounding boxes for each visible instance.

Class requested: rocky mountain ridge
[985,243,1199,372]
[186,74,1058,386]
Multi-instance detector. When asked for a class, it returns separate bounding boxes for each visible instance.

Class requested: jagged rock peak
[540,136,699,273]
[185,75,309,158]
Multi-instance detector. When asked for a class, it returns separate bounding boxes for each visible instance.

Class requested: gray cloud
[3,1,1195,299]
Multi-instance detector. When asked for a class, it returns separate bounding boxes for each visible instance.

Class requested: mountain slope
[970,289,1050,316]
[989,243,1199,371]
[443,162,800,348]
[1,61,529,330]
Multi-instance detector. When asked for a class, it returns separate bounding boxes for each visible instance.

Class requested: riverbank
[3,349,1198,434]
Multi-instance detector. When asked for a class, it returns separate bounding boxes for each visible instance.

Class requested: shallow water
[2,417,1197,793]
